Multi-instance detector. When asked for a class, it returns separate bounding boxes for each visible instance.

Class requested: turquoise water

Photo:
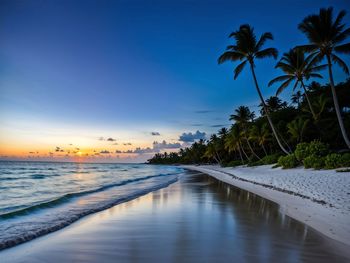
[0,161,183,250]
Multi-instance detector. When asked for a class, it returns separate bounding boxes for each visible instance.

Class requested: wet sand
[2,171,349,262]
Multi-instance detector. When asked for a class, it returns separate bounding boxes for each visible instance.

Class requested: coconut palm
[229,106,261,160]
[298,7,350,148]
[259,96,288,115]
[287,118,310,143]
[205,134,222,164]
[268,49,326,119]
[225,125,246,164]
[249,123,270,156]
[218,24,290,154]
[302,93,330,122]
[291,91,303,107]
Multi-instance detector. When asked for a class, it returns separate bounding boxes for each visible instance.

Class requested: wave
[0,176,178,250]
[0,172,175,219]
[29,173,61,179]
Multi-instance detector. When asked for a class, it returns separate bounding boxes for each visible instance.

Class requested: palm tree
[230,106,261,160]
[225,125,245,164]
[268,49,326,119]
[218,24,290,154]
[259,96,288,115]
[287,118,310,143]
[291,91,303,107]
[302,93,329,122]
[298,7,350,149]
[249,123,270,156]
[207,134,222,164]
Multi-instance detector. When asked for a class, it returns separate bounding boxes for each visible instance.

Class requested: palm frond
[306,73,323,79]
[275,61,295,72]
[276,77,294,95]
[234,60,248,79]
[292,80,300,91]
[255,48,278,59]
[218,51,244,64]
[268,75,293,87]
[308,64,327,72]
[296,44,318,53]
[334,42,350,54]
[256,32,273,50]
[331,54,349,74]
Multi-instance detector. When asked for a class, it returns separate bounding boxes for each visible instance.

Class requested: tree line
[148,7,350,169]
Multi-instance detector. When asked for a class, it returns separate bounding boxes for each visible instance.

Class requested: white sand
[182,164,350,247]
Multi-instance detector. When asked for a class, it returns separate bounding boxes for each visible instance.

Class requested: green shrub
[223,160,244,167]
[304,155,326,169]
[308,140,329,157]
[295,141,329,162]
[325,153,342,169]
[277,154,299,169]
[261,153,281,165]
[247,153,282,167]
[295,142,310,161]
[323,153,350,169]
[340,153,350,167]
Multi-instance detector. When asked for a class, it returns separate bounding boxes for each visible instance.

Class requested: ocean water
[0,161,183,250]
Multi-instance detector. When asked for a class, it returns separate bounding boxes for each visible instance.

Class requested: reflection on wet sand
[2,172,348,263]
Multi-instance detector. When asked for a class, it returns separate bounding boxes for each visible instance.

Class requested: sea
[0,161,184,250]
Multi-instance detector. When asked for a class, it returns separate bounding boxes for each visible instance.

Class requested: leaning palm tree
[298,7,350,149]
[268,49,326,119]
[230,106,261,160]
[225,126,246,164]
[218,24,290,154]
[249,123,270,156]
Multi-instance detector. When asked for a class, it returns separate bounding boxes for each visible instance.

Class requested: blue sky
[0,0,349,162]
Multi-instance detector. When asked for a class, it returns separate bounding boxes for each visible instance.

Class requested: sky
[0,0,349,162]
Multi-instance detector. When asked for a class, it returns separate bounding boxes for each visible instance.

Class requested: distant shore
[182,164,350,249]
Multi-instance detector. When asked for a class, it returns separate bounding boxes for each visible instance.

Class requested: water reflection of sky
[2,172,348,263]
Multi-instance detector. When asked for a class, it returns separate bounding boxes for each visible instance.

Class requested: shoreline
[2,172,348,262]
[181,164,350,249]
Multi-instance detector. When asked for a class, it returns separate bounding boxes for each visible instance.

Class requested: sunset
[1,0,350,262]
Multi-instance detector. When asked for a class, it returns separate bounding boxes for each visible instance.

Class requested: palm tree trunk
[326,55,350,149]
[239,141,249,160]
[245,136,261,160]
[215,150,222,164]
[301,80,316,120]
[250,63,290,154]
[237,144,244,164]
[261,144,268,156]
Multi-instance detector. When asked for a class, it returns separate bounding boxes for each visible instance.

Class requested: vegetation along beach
[1,1,349,262]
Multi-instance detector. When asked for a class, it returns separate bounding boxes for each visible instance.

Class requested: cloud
[133,147,154,154]
[117,140,181,155]
[195,110,214,114]
[98,137,105,141]
[153,140,181,151]
[151,132,160,136]
[191,124,204,127]
[211,124,227,128]
[179,130,206,142]
[107,137,116,142]
[112,142,118,145]
[100,150,110,154]
[123,143,132,146]
[55,146,64,152]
